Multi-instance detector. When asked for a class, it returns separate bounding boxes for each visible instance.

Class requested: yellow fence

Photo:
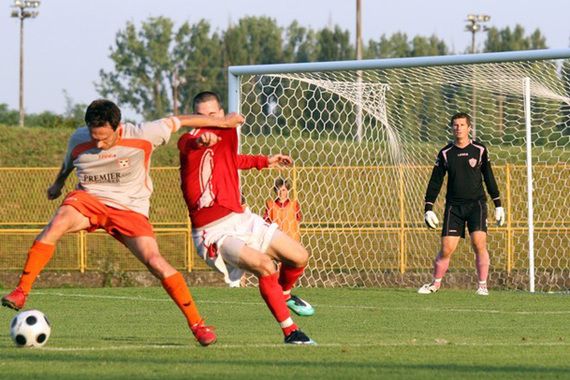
[0,166,569,276]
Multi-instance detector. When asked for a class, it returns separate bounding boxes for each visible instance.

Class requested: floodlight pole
[11,0,41,128]
[465,14,490,140]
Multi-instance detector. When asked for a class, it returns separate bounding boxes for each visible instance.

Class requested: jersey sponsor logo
[469,158,477,168]
[81,172,122,184]
[457,153,469,157]
[118,158,130,168]
[98,153,117,159]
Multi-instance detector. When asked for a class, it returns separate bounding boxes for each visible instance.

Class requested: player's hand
[47,183,64,200]
[198,132,220,147]
[268,154,293,168]
[222,113,245,128]
[424,210,439,229]
[495,206,505,227]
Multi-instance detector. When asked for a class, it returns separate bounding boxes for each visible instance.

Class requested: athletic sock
[259,272,298,336]
[476,252,490,283]
[161,272,202,327]
[278,264,304,300]
[433,253,450,280]
[18,240,56,294]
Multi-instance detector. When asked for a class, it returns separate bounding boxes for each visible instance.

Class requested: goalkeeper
[419,112,505,296]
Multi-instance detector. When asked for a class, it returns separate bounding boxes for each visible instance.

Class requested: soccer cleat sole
[1,298,22,311]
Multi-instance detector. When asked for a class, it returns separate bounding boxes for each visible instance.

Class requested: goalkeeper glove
[424,210,439,229]
[495,207,505,227]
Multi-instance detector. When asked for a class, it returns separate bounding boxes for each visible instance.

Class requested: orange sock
[18,240,56,294]
[161,272,202,327]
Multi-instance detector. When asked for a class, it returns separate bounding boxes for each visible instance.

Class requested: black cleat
[284,329,316,345]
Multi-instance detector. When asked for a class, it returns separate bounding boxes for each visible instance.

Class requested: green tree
[173,20,224,114]
[484,25,547,52]
[223,16,284,66]
[283,21,317,63]
[97,17,177,120]
[365,33,448,58]
[316,25,354,61]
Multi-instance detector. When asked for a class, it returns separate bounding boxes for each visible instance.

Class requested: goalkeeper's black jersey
[424,141,501,212]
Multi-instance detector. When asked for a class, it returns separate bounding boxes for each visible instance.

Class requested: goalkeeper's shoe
[286,295,315,316]
[1,287,27,311]
[417,283,440,294]
[476,286,489,296]
[190,320,217,347]
[284,329,316,345]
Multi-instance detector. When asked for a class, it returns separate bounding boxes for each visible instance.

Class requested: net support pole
[523,77,536,293]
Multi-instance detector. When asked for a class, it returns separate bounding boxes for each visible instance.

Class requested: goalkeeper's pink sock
[433,253,450,283]
[476,251,490,283]
[259,272,298,336]
[278,264,305,300]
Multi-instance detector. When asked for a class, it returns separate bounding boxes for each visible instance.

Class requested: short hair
[274,177,291,193]
[449,112,472,127]
[85,99,121,130]
[192,91,223,112]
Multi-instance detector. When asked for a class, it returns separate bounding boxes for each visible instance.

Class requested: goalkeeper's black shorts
[441,199,488,238]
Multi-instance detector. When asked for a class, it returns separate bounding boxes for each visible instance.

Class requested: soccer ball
[9,309,52,348]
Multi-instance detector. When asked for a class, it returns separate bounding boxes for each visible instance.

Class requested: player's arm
[175,113,244,130]
[481,147,505,226]
[423,150,446,229]
[47,162,74,200]
[178,131,220,154]
[237,155,269,170]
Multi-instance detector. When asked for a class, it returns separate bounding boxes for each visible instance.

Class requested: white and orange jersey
[62,117,180,217]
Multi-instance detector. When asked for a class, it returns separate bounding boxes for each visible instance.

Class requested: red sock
[161,272,202,327]
[259,272,297,336]
[18,240,56,294]
[278,264,304,300]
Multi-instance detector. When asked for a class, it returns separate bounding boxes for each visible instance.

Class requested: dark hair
[85,99,121,130]
[274,177,291,193]
[449,112,472,127]
[192,91,223,112]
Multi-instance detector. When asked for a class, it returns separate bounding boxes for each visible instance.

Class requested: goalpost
[228,49,570,292]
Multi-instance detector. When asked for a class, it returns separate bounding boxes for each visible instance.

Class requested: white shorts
[192,210,279,286]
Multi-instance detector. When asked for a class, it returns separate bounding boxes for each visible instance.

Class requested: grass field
[0,287,568,379]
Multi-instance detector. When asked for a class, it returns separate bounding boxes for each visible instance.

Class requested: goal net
[230,50,570,292]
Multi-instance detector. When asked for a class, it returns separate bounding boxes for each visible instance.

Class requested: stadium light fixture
[11,0,41,128]
[465,14,491,54]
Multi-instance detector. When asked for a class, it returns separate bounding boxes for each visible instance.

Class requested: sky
[1,0,569,120]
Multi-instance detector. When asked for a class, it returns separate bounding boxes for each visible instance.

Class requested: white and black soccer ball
[10,309,51,348]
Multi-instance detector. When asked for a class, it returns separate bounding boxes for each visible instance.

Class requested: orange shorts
[62,190,154,242]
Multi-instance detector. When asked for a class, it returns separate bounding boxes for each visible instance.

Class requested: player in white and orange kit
[1,99,244,347]
[178,91,315,345]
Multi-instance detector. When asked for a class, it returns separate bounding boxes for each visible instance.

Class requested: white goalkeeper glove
[424,210,439,229]
[495,207,505,227]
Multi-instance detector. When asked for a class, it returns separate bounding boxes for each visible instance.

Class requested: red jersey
[178,127,268,227]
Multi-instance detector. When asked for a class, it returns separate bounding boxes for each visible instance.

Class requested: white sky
[0,0,569,120]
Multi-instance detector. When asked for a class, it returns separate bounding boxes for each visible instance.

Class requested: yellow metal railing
[0,165,568,273]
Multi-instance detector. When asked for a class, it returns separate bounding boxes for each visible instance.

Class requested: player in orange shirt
[263,178,302,242]
[1,99,243,346]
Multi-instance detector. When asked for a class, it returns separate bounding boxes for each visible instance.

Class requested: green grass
[0,287,568,379]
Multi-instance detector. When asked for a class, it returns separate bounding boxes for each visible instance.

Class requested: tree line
[0,16,550,126]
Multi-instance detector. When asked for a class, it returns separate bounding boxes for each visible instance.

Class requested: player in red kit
[178,91,315,345]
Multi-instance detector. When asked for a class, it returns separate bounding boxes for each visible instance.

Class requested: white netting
[235,57,570,291]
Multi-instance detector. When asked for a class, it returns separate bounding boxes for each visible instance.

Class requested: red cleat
[191,320,217,347]
[2,287,28,311]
